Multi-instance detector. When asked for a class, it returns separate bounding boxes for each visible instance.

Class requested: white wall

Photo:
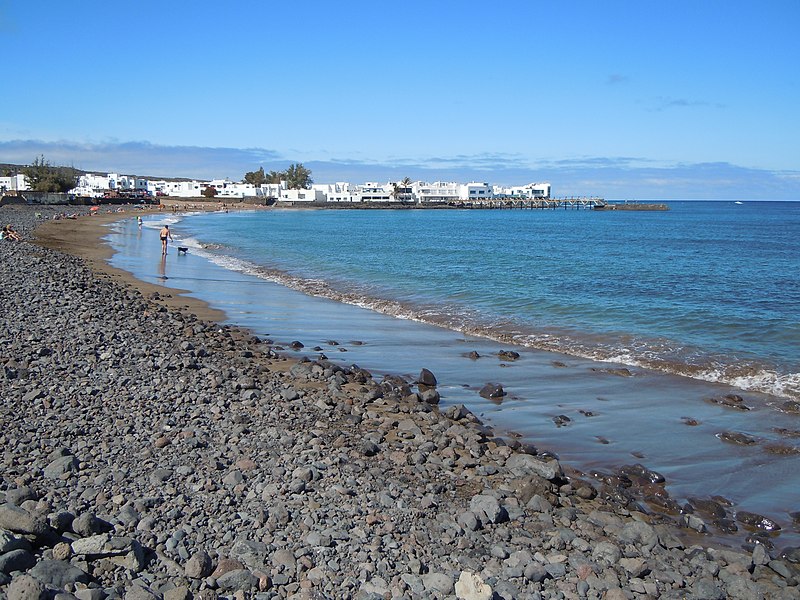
[280,188,326,202]
[0,174,29,192]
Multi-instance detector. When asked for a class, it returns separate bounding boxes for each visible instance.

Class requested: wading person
[160,225,173,255]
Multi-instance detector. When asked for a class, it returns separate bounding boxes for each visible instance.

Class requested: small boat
[734,201,744,205]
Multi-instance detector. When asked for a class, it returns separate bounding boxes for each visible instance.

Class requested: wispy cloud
[650,96,726,112]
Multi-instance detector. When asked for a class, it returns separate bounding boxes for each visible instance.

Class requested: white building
[413,181,461,203]
[494,182,551,199]
[311,182,358,202]
[458,182,493,201]
[68,172,143,197]
[279,188,326,203]
[161,181,204,197]
[256,183,284,200]
[204,179,258,199]
[354,183,394,203]
[0,174,30,194]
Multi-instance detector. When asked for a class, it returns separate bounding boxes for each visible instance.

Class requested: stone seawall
[595,203,670,211]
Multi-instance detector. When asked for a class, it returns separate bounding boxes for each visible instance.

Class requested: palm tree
[399,177,413,203]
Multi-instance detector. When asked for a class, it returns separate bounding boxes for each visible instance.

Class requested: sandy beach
[0,202,798,599]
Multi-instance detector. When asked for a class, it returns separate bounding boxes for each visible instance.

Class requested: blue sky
[1,0,798,199]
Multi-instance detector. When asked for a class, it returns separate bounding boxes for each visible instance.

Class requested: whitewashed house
[311,182,358,202]
[458,182,493,201]
[256,183,284,200]
[413,181,461,204]
[354,183,394,203]
[279,188,326,203]
[0,173,29,194]
[203,179,257,198]
[494,182,551,199]
[163,181,204,197]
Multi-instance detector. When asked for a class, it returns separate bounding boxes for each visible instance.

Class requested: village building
[0,174,30,194]
[36,168,553,205]
[494,182,551,199]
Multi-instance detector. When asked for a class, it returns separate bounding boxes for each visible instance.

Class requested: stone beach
[1,203,799,599]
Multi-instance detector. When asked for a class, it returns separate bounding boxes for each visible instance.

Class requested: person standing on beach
[160,225,173,255]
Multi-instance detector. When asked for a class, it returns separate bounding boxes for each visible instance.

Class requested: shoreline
[1,203,798,598]
[33,207,229,324]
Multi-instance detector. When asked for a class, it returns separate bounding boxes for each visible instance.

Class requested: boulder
[216,568,259,592]
[0,531,32,554]
[0,504,50,537]
[185,550,213,579]
[0,549,36,574]
[736,511,781,532]
[417,368,438,387]
[718,431,758,446]
[479,383,505,400]
[7,574,46,600]
[28,560,89,588]
[422,572,454,595]
[71,512,112,536]
[505,453,562,480]
[42,455,79,479]
[469,494,507,525]
[4,487,37,507]
[454,571,492,600]
[419,388,440,404]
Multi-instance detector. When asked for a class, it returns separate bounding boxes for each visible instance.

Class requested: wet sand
[33,204,250,323]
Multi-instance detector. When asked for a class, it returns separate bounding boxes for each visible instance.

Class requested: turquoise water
[107,201,800,546]
[173,202,800,401]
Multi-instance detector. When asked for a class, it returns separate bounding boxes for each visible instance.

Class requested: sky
[1,0,799,200]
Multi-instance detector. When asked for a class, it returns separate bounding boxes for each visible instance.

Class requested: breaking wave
[188,243,800,402]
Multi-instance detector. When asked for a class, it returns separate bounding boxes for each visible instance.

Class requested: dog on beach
[177,246,188,255]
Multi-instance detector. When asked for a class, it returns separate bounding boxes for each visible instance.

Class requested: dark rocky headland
[0,204,798,600]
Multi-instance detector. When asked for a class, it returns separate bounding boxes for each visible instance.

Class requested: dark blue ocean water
[174,201,800,401]
[107,201,800,546]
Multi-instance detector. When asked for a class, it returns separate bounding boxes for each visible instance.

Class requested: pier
[456,197,669,211]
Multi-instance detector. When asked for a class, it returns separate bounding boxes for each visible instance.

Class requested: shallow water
[170,203,800,401]
[106,205,800,548]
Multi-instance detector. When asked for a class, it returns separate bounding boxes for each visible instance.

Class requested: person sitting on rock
[1,224,21,241]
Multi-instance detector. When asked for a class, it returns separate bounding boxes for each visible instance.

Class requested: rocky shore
[1,204,798,600]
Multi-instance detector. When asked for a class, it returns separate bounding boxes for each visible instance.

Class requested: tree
[266,170,283,184]
[244,166,266,186]
[202,185,218,198]
[398,177,414,203]
[284,163,313,189]
[22,155,79,193]
[248,163,313,189]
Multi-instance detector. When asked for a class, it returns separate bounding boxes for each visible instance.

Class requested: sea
[106,200,800,547]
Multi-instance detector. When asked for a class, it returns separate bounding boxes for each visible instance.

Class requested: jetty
[456,197,669,211]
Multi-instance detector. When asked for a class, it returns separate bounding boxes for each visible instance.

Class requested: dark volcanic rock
[416,368,437,387]
[28,559,90,587]
[708,393,751,411]
[717,431,758,446]
[479,382,505,400]
[736,510,781,532]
